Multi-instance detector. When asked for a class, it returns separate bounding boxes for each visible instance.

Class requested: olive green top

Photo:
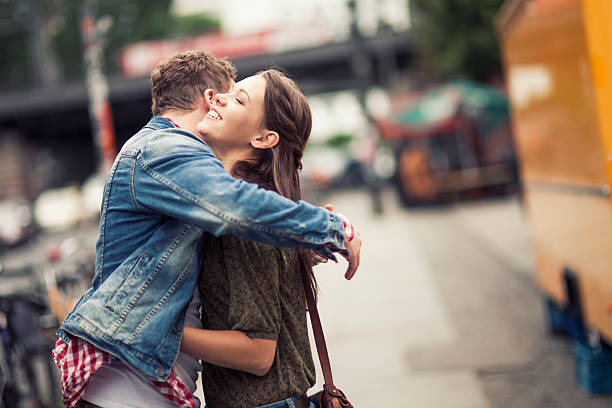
[198,234,315,408]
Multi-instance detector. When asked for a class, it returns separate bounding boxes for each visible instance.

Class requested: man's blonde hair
[151,50,236,116]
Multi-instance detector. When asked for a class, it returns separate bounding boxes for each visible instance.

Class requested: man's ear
[251,130,279,150]
[201,89,215,112]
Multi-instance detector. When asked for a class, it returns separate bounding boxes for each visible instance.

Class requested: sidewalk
[306,188,612,407]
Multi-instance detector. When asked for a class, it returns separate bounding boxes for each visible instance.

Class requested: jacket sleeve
[132,130,346,259]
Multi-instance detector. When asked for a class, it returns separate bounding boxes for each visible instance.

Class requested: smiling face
[196,74,269,158]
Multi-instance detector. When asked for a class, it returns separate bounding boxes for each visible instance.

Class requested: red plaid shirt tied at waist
[52,336,195,408]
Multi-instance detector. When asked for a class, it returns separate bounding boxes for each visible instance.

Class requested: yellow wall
[582,0,612,189]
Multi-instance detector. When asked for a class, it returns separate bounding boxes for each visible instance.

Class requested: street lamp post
[348,0,383,214]
[80,0,116,174]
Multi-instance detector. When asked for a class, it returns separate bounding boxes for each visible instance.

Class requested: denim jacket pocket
[104,252,151,314]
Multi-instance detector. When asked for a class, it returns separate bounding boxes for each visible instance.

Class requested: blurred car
[376,80,519,206]
[0,198,36,251]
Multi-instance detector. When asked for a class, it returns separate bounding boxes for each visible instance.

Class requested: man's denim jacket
[58,117,346,381]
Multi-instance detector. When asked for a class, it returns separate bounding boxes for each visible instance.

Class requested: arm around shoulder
[133,131,348,256]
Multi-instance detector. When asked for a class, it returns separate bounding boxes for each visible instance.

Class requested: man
[53,51,361,408]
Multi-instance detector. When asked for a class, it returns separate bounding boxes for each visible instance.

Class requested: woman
[180,69,340,408]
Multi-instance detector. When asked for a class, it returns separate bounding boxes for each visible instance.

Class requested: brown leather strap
[300,265,334,387]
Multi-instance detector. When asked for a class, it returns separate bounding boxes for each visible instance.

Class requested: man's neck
[160,108,206,137]
[160,109,258,171]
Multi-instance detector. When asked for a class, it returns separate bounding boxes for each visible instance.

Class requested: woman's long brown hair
[232,69,318,301]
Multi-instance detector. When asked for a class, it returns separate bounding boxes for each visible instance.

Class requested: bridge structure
[0,30,413,197]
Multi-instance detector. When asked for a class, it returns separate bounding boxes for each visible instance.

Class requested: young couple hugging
[53,50,362,408]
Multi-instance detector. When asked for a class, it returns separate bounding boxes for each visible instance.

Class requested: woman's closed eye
[236,88,251,105]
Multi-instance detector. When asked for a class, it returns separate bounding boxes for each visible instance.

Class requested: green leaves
[411,0,505,81]
[0,0,220,89]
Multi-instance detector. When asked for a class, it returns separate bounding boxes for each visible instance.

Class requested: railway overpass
[0,30,413,196]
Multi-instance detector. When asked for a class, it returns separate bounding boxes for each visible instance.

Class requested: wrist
[337,213,354,242]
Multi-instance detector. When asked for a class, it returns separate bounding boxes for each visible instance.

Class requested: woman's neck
[213,147,257,175]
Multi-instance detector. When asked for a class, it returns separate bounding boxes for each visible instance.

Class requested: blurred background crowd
[1,0,612,407]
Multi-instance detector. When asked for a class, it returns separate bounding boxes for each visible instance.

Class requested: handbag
[300,271,354,408]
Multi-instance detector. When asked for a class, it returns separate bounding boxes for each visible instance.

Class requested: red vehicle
[376,80,519,205]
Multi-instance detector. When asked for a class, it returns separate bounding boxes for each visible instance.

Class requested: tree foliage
[411,0,505,81]
[51,0,220,81]
[0,0,220,89]
[0,0,42,89]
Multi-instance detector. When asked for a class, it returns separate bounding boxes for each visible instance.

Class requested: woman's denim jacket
[58,117,346,381]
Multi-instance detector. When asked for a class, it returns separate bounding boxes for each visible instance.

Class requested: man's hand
[342,224,361,280]
[311,251,329,265]
[312,204,362,280]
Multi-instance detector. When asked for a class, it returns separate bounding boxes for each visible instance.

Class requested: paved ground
[298,187,612,408]
[5,186,612,407]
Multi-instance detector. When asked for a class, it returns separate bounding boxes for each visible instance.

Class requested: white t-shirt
[81,289,203,408]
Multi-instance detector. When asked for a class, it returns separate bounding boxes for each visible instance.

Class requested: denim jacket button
[155,368,164,377]
[173,325,179,334]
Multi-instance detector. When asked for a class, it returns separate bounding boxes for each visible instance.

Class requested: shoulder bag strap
[300,269,335,387]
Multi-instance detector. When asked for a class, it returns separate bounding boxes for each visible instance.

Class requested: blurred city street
[4,1,612,407]
[4,186,612,408]
[305,187,612,408]
[0,3,530,404]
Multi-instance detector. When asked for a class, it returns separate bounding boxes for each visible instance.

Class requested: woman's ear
[251,130,279,149]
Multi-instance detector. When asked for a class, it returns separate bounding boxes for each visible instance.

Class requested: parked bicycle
[0,236,95,408]
[0,263,59,408]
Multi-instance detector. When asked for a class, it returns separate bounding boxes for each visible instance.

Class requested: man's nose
[215,93,227,105]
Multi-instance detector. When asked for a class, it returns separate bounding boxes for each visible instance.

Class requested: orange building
[497,0,612,343]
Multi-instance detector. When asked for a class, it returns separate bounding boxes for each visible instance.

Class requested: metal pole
[348,0,383,214]
[26,0,59,87]
[80,0,116,174]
